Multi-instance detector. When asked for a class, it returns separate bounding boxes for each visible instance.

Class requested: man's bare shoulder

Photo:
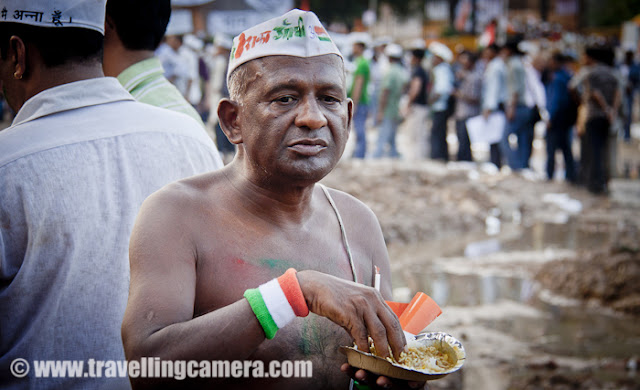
[320,185,386,248]
[142,169,229,216]
[321,186,380,225]
[320,185,390,290]
[130,169,231,270]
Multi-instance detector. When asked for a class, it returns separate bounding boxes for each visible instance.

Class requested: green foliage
[587,0,640,27]
[307,0,369,27]
[441,25,458,37]
[306,0,425,27]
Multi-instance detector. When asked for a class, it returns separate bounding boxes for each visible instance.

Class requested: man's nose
[294,96,328,130]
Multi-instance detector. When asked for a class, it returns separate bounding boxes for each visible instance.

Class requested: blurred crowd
[4,21,635,195]
[337,27,639,196]
[154,32,236,160]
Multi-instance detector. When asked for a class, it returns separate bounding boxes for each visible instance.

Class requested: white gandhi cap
[428,41,453,63]
[0,0,107,35]
[227,9,343,83]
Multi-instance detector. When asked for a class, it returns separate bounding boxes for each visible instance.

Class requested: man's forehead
[245,56,346,93]
[245,54,345,85]
[251,54,343,71]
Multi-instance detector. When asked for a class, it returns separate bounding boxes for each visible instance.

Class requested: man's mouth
[287,139,328,156]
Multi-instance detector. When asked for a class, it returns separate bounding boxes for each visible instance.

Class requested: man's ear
[105,15,115,33]
[346,98,354,133]
[217,98,243,144]
[10,35,27,80]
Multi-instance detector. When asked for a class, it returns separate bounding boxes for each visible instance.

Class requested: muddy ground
[321,158,640,390]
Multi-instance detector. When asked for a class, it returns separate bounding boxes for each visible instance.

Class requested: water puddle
[389,219,640,389]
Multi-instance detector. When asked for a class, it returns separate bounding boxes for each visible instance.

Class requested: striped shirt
[117,57,205,127]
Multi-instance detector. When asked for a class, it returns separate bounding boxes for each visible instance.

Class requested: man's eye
[321,96,340,103]
[275,96,295,104]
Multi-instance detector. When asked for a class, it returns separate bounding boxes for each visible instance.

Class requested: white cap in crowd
[384,43,403,59]
[227,9,343,81]
[183,34,204,51]
[350,32,371,46]
[428,41,453,62]
[0,0,107,35]
[373,36,392,47]
[410,38,427,50]
[215,33,233,50]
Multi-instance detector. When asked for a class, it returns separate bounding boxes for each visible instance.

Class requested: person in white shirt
[205,33,236,158]
[178,34,204,108]
[521,50,549,170]
[0,1,222,388]
[482,43,507,168]
[428,41,455,161]
[500,38,537,171]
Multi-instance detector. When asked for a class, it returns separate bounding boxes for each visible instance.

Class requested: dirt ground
[321,156,640,390]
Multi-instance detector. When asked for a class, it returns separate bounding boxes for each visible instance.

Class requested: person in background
[156,34,184,86]
[453,50,482,162]
[620,50,640,142]
[482,43,507,168]
[0,0,222,388]
[545,52,577,182]
[428,41,455,162]
[196,37,212,124]
[103,0,206,127]
[373,43,409,158]
[205,33,236,160]
[500,38,532,172]
[522,48,549,170]
[179,34,205,110]
[368,37,391,124]
[570,46,621,194]
[404,44,430,160]
[348,33,371,159]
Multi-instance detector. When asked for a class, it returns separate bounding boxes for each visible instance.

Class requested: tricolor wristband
[244,268,309,339]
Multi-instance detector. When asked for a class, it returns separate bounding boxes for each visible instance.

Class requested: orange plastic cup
[385,301,409,318]
[397,292,442,335]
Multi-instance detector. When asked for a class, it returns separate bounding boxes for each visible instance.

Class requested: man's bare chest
[193,228,359,314]
[189,231,361,389]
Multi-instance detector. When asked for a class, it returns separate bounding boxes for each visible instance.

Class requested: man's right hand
[296,270,406,360]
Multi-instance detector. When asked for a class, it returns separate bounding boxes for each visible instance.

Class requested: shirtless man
[122,10,420,389]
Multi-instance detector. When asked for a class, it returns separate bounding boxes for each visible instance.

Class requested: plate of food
[339,332,466,382]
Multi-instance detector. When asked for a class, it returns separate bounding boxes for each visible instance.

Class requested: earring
[13,71,22,80]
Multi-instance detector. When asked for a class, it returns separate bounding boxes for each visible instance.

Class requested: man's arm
[427,68,441,106]
[482,64,499,118]
[429,66,452,106]
[351,75,365,113]
[377,87,390,123]
[121,185,266,382]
